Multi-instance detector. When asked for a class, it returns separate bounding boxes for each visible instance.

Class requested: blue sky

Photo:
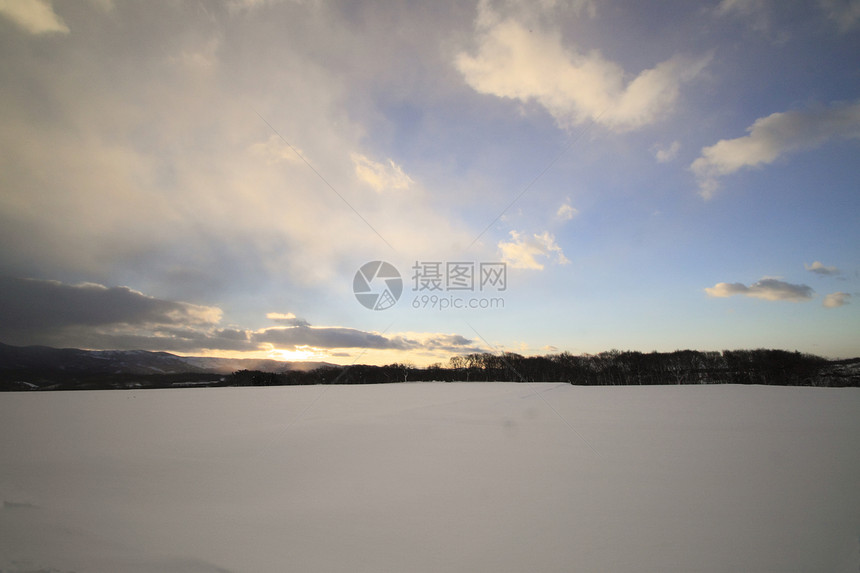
[0,0,858,364]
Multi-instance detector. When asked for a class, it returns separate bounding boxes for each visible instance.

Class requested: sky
[0,0,858,365]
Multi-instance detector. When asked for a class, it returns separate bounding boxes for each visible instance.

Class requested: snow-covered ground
[1,383,859,572]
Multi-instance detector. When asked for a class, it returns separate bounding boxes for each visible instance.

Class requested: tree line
[226,349,859,388]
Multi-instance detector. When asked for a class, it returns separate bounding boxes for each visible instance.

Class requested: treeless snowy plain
[1,383,859,573]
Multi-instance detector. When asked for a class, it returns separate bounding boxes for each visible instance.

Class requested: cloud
[351,153,414,192]
[715,0,774,34]
[59,328,256,354]
[455,2,709,131]
[717,0,860,36]
[0,2,480,306]
[479,0,597,22]
[0,277,221,332]
[498,230,569,270]
[704,278,814,302]
[87,0,114,11]
[266,312,310,326]
[252,326,478,353]
[227,0,303,12]
[248,134,303,165]
[0,0,69,34]
[388,332,480,354]
[805,261,841,276]
[422,333,474,349]
[556,201,578,221]
[819,0,860,32]
[716,0,767,15]
[254,325,409,350]
[0,277,483,359]
[654,141,681,163]
[823,291,851,308]
[692,99,860,198]
[0,277,231,351]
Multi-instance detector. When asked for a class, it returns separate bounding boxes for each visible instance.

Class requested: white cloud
[266,312,310,326]
[351,153,414,192]
[691,99,860,198]
[654,140,680,163]
[0,0,69,34]
[0,8,478,304]
[819,0,860,31]
[266,311,297,321]
[556,201,578,221]
[455,3,709,132]
[705,278,814,302]
[498,230,569,270]
[823,291,851,308]
[805,261,841,276]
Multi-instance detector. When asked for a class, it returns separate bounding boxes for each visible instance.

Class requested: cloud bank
[0,277,478,359]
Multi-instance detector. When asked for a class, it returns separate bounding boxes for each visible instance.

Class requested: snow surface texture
[1,383,859,573]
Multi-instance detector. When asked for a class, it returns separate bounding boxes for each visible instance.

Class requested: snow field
[1,383,859,572]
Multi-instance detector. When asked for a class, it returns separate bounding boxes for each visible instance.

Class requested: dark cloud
[52,329,255,353]
[253,329,479,354]
[420,334,476,351]
[0,276,221,332]
[0,277,478,358]
[0,277,233,351]
[0,321,256,353]
[254,326,409,350]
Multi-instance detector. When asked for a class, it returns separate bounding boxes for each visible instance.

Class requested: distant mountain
[178,356,333,374]
[0,342,332,377]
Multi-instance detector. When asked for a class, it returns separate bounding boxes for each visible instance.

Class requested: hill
[0,342,331,390]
